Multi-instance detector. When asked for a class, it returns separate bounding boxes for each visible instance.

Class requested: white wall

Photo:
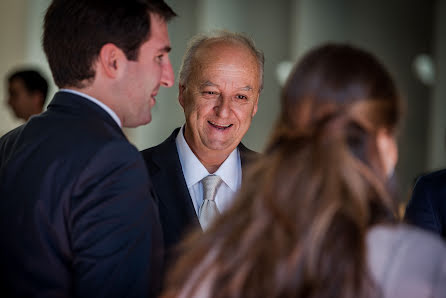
[0,0,53,136]
[23,0,54,101]
[0,0,27,135]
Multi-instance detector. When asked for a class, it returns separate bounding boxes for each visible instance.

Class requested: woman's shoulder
[367,223,446,267]
[368,224,445,249]
[367,224,446,298]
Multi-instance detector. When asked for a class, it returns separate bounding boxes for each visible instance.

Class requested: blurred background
[1,0,445,201]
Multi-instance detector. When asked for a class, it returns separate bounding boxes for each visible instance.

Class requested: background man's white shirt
[175,125,242,215]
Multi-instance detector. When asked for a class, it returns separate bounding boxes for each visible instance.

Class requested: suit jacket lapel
[149,129,199,237]
[145,130,259,251]
[239,142,259,182]
[151,137,259,219]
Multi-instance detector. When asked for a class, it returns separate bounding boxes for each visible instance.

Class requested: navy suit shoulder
[405,169,446,238]
[0,92,163,298]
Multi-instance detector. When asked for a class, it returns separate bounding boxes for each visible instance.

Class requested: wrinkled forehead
[196,40,257,65]
[190,41,261,84]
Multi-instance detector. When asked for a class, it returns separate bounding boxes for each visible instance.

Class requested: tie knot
[202,175,222,201]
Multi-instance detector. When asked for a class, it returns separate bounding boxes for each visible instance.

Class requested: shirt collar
[59,89,122,127]
[176,125,240,191]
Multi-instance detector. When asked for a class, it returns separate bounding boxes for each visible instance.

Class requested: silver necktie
[199,175,223,231]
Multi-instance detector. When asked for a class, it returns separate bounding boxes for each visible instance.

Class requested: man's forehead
[195,39,254,61]
[9,78,26,89]
[147,13,171,50]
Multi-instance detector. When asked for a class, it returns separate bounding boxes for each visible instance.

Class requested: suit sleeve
[404,177,442,236]
[70,141,163,298]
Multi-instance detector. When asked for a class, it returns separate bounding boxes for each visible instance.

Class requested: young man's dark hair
[43,0,176,88]
[8,69,49,107]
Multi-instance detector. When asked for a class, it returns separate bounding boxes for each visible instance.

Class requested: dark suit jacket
[405,169,446,239]
[0,91,163,298]
[141,128,257,266]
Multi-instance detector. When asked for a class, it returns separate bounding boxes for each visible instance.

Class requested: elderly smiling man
[141,31,264,264]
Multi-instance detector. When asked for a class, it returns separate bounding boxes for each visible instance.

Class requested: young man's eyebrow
[159,46,171,53]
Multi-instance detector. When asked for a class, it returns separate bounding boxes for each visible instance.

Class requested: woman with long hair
[162,44,446,298]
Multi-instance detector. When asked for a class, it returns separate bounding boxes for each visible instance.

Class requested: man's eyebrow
[199,82,254,91]
[159,46,171,53]
[239,86,253,91]
[200,81,218,88]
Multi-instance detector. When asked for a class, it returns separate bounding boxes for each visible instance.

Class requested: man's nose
[214,96,231,118]
[161,58,174,87]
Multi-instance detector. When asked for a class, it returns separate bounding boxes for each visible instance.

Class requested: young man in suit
[141,31,264,265]
[0,1,175,297]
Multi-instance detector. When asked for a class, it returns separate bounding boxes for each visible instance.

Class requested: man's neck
[182,128,234,173]
[193,149,230,174]
[60,87,122,127]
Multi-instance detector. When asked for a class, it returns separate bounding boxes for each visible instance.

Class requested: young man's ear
[97,43,126,78]
[178,84,186,108]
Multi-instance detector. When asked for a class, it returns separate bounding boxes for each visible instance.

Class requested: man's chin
[123,115,152,128]
[141,115,152,126]
[204,139,238,152]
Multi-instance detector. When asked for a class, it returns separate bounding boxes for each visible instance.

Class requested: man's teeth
[209,121,232,128]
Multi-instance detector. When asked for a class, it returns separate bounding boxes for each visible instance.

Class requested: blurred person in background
[162,44,446,298]
[6,69,48,121]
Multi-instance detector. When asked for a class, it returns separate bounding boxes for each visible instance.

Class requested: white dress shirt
[59,89,122,127]
[176,125,242,216]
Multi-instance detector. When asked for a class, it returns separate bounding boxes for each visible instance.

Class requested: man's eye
[156,55,164,62]
[203,91,218,95]
[236,94,248,100]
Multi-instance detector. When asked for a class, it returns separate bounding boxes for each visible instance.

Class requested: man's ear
[251,94,259,117]
[178,84,186,109]
[97,43,126,79]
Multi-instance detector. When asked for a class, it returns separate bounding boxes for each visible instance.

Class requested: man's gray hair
[178,31,265,92]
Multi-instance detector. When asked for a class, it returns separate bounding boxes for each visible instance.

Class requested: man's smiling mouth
[208,120,233,130]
